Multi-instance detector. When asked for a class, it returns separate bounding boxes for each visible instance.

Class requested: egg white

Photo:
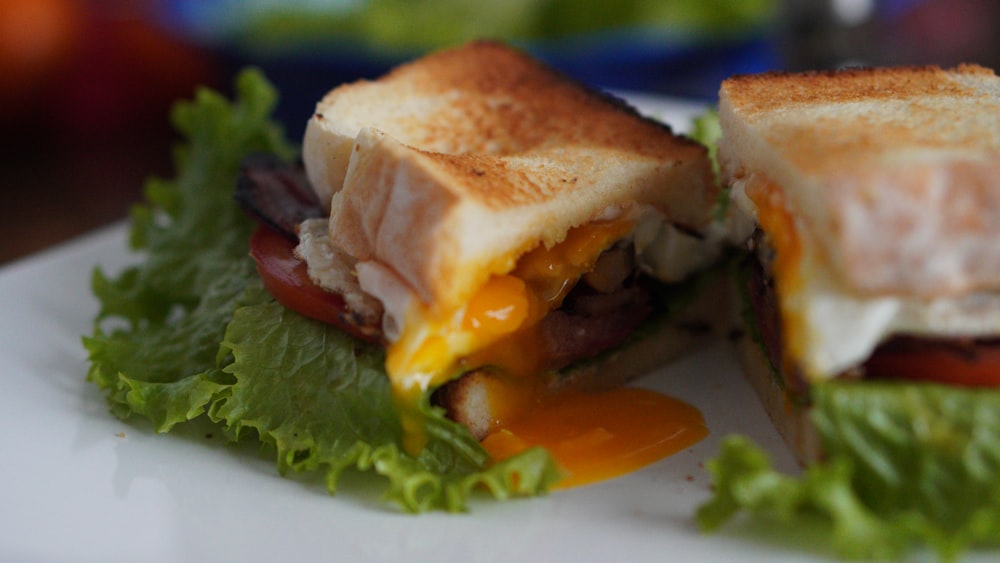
[731,178,1000,380]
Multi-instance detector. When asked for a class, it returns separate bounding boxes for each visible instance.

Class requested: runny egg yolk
[462,275,530,336]
[482,387,707,489]
[747,178,802,294]
[385,218,708,487]
[386,220,634,453]
[746,177,806,368]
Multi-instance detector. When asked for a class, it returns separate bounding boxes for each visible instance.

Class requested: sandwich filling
[731,173,1000,383]
[381,218,633,451]
[297,204,717,453]
[239,150,717,485]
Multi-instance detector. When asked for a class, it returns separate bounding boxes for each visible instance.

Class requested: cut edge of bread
[718,63,1000,297]
[330,125,714,311]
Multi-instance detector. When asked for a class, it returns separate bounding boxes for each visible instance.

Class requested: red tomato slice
[863,337,1000,388]
[248,225,381,343]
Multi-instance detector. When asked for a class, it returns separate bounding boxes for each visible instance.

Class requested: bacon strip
[540,285,652,370]
[235,155,324,239]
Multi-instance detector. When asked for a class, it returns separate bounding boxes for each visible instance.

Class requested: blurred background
[1,0,997,265]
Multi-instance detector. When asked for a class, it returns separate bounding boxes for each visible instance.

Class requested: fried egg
[738,175,1000,380]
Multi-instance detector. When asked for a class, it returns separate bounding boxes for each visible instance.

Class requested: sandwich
[698,64,1000,560]
[241,40,721,482]
[85,41,723,511]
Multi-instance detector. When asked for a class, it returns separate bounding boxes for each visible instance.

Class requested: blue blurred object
[231,36,776,139]
[154,1,779,139]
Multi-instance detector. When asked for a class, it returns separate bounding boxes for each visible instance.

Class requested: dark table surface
[0,3,214,267]
[1,133,171,266]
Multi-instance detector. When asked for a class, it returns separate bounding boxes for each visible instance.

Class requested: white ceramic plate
[1,97,825,563]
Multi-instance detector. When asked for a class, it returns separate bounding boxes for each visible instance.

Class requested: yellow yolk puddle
[482,387,707,489]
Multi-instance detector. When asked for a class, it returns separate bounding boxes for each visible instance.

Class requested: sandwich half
[237,42,723,487]
[701,64,1000,559]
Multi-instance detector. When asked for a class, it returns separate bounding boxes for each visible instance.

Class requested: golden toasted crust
[721,65,991,115]
[719,64,1000,296]
[309,41,716,309]
[304,41,710,212]
[326,41,702,158]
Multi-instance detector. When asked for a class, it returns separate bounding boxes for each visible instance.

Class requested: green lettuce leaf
[689,108,721,176]
[84,68,293,427]
[699,382,1000,561]
[688,108,730,221]
[214,294,560,510]
[229,0,776,53]
[83,69,561,512]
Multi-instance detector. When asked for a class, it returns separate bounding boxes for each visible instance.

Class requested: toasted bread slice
[333,126,712,311]
[718,64,1000,297]
[305,41,716,311]
[305,41,713,216]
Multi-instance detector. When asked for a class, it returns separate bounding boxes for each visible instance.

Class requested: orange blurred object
[0,1,218,141]
[0,1,220,265]
[0,0,84,114]
[53,11,218,140]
